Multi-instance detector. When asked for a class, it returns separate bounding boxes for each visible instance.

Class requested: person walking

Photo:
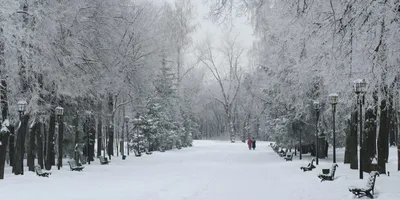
[247,138,252,150]
[252,137,256,150]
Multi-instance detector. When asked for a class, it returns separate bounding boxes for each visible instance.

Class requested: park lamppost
[329,93,338,163]
[16,100,27,175]
[55,106,64,170]
[17,100,27,119]
[353,79,367,179]
[125,116,130,156]
[313,101,320,165]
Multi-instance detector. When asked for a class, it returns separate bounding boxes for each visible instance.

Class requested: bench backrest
[68,160,77,168]
[307,159,315,167]
[100,156,108,162]
[366,171,379,190]
[35,166,43,174]
[330,164,339,177]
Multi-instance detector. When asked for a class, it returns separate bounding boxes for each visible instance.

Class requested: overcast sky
[164,0,256,79]
[191,1,255,51]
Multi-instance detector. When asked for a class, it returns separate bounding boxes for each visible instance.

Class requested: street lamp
[353,79,367,179]
[55,106,64,170]
[329,93,338,163]
[16,100,27,175]
[125,116,130,156]
[313,101,320,165]
[17,100,27,119]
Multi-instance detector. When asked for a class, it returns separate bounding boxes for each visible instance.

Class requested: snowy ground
[0,140,399,200]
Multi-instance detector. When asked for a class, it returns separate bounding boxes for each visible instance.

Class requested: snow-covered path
[1,140,399,200]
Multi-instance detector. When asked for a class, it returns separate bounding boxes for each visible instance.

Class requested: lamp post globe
[125,116,130,123]
[17,100,27,117]
[328,93,338,105]
[55,106,64,116]
[313,101,320,110]
[353,79,367,94]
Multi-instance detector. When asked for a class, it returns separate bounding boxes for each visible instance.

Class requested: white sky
[191,1,255,52]
[164,0,256,82]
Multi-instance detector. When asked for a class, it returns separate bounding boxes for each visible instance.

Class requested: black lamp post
[55,106,64,170]
[353,79,367,179]
[125,116,130,156]
[329,93,338,163]
[16,100,27,175]
[313,101,320,165]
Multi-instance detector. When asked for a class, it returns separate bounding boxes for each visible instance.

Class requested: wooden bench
[134,149,142,157]
[279,148,288,157]
[99,156,109,165]
[35,165,51,177]
[68,160,85,171]
[300,158,316,172]
[145,149,152,155]
[318,164,338,182]
[349,171,379,199]
[284,153,294,161]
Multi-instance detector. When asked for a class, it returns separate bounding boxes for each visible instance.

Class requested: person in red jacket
[247,138,253,150]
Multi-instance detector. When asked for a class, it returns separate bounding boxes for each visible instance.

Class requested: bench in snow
[349,171,379,199]
[279,149,288,157]
[35,165,51,177]
[99,156,109,165]
[300,158,316,172]
[68,160,84,171]
[134,149,142,157]
[284,153,294,161]
[318,164,338,182]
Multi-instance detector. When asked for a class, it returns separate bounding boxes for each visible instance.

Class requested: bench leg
[365,192,374,199]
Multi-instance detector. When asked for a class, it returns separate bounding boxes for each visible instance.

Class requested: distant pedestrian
[252,137,256,150]
[247,138,252,150]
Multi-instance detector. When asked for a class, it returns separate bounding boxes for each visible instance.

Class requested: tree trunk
[255,117,260,139]
[344,118,351,164]
[89,117,95,161]
[9,131,14,168]
[108,94,114,158]
[73,114,79,163]
[121,101,125,156]
[0,78,10,179]
[27,123,36,172]
[363,107,376,173]
[36,121,44,169]
[378,99,388,174]
[43,123,48,168]
[0,129,9,179]
[108,125,114,159]
[97,117,102,158]
[227,110,234,142]
[350,108,358,170]
[398,138,400,171]
[45,114,55,170]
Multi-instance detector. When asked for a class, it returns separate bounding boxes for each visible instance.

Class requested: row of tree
[0,0,199,180]
[200,0,400,172]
